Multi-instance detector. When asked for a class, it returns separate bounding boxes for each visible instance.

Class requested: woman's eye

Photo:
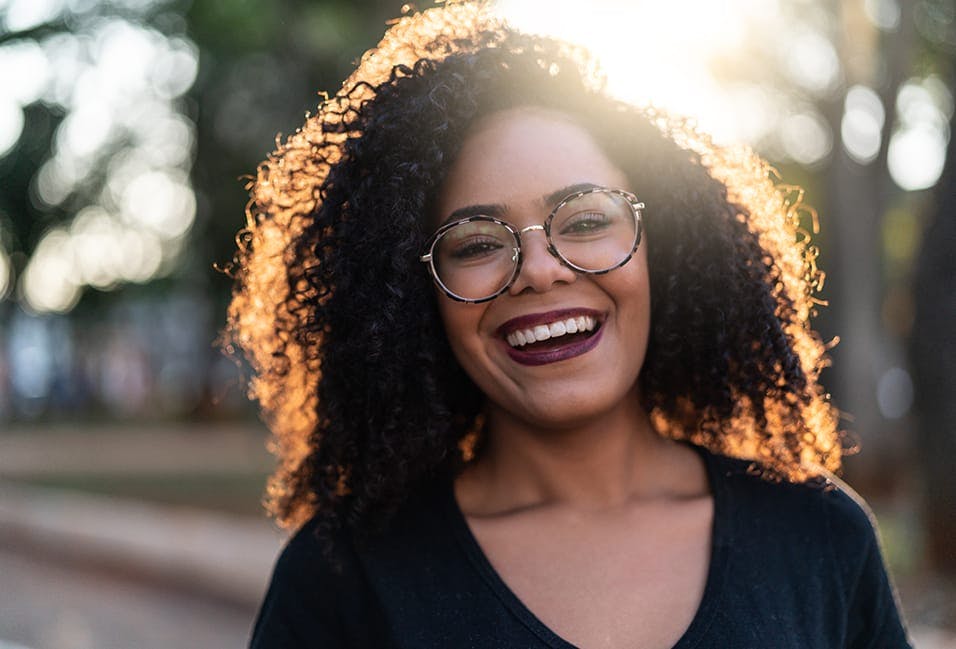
[560,211,612,235]
[449,238,504,260]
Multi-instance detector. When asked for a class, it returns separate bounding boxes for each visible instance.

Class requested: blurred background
[0,0,953,647]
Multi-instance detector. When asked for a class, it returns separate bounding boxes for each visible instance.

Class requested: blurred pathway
[0,423,280,648]
[0,423,273,477]
[0,548,253,649]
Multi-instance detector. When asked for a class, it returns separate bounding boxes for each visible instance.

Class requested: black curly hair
[224,2,843,539]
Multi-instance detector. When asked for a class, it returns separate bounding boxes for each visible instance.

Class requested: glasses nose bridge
[515,222,557,261]
[512,219,570,287]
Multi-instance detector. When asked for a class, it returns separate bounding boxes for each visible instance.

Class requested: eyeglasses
[420,187,644,303]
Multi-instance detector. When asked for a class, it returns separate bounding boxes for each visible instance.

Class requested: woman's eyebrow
[439,182,605,227]
[542,182,603,206]
[440,202,506,226]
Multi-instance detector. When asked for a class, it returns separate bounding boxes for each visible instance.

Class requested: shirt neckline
[440,443,733,649]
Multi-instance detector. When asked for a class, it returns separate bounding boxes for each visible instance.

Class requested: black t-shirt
[250,447,912,648]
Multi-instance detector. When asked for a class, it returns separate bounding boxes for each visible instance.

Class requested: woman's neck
[458,391,695,516]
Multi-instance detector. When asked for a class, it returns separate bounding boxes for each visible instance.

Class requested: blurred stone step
[0,481,283,606]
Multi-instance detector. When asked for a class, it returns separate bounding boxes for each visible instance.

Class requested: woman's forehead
[435,107,628,219]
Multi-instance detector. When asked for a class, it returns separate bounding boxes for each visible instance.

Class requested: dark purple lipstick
[497,308,605,367]
[504,325,604,366]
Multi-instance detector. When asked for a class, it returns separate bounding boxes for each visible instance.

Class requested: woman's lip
[504,325,604,366]
[495,308,604,337]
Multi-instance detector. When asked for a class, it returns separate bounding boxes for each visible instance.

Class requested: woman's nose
[507,228,577,296]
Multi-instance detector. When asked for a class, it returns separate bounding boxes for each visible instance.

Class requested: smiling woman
[431,108,651,430]
[224,2,912,647]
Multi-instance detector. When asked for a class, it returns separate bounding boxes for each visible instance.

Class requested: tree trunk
[910,67,956,575]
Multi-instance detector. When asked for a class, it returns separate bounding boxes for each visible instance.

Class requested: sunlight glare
[724,84,780,145]
[495,0,765,142]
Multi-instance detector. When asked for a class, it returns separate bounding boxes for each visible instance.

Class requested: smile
[505,315,597,348]
[497,309,605,366]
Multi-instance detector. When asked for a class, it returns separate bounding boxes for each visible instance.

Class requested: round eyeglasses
[420,187,644,303]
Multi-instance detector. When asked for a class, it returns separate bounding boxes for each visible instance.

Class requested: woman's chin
[486,378,644,433]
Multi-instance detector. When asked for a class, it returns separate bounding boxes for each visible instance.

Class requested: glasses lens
[432,220,518,301]
[550,191,638,272]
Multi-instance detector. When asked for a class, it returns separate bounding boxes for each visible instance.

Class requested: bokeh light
[781,111,834,166]
[0,38,50,156]
[888,76,952,190]
[20,228,82,314]
[0,246,10,298]
[4,0,200,313]
[2,0,65,32]
[877,366,915,419]
[0,99,23,157]
[784,26,841,97]
[842,85,885,165]
[864,0,902,31]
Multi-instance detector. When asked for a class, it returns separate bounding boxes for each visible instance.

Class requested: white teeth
[506,315,598,348]
[533,325,551,341]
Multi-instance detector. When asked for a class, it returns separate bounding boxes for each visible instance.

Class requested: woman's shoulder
[701,448,883,559]
[706,449,871,515]
[249,516,380,648]
[700,448,912,646]
[249,478,475,648]
[249,480,449,648]
[262,478,451,585]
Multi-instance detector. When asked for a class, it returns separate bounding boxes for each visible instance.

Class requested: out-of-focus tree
[0,0,401,315]
[186,0,403,302]
[0,0,413,419]
[910,23,956,577]
[911,87,956,575]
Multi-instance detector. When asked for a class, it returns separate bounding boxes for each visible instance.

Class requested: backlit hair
[224,2,844,536]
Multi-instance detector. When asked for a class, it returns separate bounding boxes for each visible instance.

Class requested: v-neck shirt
[250,447,912,648]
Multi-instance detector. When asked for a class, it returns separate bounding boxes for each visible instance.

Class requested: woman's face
[434,107,651,429]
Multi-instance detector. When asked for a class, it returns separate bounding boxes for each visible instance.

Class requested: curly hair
[223,2,844,538]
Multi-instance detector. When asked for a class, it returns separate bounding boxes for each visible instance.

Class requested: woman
[226,3,912,647]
